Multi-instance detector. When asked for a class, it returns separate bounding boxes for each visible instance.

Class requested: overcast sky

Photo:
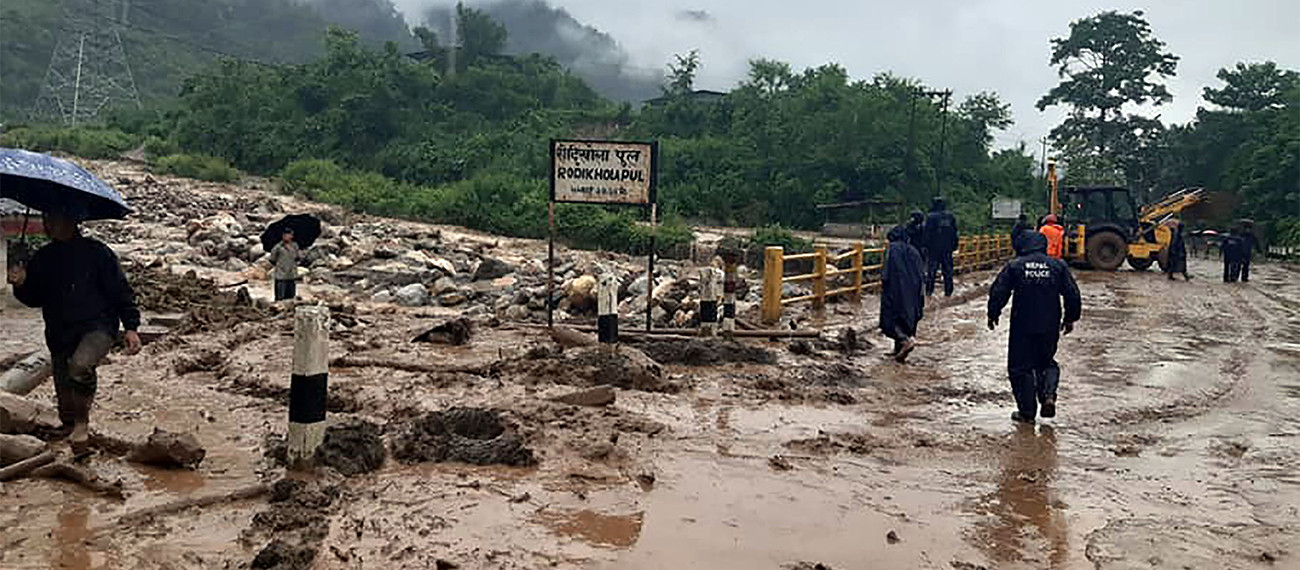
[397,0,1299,153]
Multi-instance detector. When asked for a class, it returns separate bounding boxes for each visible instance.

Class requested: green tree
[665,50,701,96]
[1037,10,1178,183]
[457,2,507,70]
[1203,61,1300,111]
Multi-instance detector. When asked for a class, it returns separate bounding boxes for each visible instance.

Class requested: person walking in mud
[880,225,925,363]
[922,197,959,297]
[1222,230,1244,283]
[269,228,302,301]
[1165,222,1191,281]
[905,210,926,258]
[1236,220,1262,282]
[988,232,1081,424]
[7,211,141,455]
[1010,213,1032,249]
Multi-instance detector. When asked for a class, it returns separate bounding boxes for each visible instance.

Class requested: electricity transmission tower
[35,0,141,126]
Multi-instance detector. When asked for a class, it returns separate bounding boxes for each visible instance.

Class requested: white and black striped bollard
[722,259,738,336]
[288,305,329,467]
[597,273,618,348]
[699,267,721,337]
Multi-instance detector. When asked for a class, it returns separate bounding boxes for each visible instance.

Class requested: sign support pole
[547,201,555,328]
[646,202,657,331]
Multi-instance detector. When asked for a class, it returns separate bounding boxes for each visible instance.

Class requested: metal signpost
[548,139,659,330]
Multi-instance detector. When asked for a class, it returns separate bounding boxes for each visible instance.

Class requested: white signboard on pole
[551,140,657,206]
[991,198,1022,220]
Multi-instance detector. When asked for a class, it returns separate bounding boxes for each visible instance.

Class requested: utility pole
[36,0,141,125]
[935,89,952,197]
[916,89,952,198]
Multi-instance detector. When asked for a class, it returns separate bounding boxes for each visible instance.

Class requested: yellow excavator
[1046,162,1206,271]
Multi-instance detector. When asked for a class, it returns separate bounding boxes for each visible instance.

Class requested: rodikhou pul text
[552,141,653,205]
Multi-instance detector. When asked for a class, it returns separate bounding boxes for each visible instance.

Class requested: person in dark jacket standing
[988,232,1081,424]
[268,228,302,301]
[880,225,925,363]
[8,212,141,454]
[1010,214,1031,250]
[1222,231,1244,283]
[1164,222,1190,281]
[922,197,959,297]
[905,210,926,257]
[1237,221,1261,282]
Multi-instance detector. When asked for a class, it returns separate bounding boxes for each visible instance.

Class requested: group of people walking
[880,198,1081,424]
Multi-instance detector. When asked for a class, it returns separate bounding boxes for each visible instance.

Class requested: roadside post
[288,305,329,468]
[548,139,659,330]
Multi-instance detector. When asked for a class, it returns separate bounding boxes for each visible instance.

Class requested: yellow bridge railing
[760,234,1015,324]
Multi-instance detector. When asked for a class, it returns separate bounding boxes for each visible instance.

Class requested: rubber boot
[68,392,93,460]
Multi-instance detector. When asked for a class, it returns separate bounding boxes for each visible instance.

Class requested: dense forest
[1,2,1296,247]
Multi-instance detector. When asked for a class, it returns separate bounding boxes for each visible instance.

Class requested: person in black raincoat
[988,232,1081,423]
[1164,222,1190,280]
[1237,221,1261,282]
[880,225,925,362]
[922,197,959,297]
[1222,230,1244,282]
[905,210,926,258]
[1010,213,1031,247]
[8,212,141,454]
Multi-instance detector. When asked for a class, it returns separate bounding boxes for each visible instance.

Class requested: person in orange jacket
[1039,214,1065,260]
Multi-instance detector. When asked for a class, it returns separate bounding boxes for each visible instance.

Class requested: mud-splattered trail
[2,259,1298,570]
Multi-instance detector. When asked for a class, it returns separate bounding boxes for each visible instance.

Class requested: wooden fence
[760,235,1015,324]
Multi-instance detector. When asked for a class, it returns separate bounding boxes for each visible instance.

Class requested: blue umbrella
[0,147,130,220]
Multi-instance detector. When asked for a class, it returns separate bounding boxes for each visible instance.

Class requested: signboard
[991,198,1022,220]
[550,139,657,206]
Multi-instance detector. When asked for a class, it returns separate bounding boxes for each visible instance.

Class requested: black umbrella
[0,148,131,220]
[261,214,321,252]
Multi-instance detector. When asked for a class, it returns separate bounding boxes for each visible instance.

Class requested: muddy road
[3,250,1298,570]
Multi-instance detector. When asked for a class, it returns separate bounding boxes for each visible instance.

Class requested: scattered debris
[124,428,207,469]
[314,420,386,476]
[549,385,616,407]
[412,317,473,345]
[768,455,794,471]
[392,407,536,466]
[637,339,776,366]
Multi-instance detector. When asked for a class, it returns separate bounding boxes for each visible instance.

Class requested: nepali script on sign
[552,140,654,205]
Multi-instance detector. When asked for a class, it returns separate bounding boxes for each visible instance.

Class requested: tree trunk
[0,450,56,481]
[0,351,53,396]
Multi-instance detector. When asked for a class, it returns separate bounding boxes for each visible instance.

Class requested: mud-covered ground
[2,165,1297,569]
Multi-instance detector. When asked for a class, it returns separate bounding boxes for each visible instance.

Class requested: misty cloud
[404,0,664,102]
[677,10,713,23]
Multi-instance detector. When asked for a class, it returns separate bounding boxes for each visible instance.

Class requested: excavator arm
[1139,187,1206,224]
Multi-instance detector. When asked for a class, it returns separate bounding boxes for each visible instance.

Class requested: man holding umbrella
[269,228,302,301]
[2,149,140,455]
[261,214,319,302]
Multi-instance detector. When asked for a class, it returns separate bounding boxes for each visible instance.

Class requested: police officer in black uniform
[987,232,1081,423]
[922,197,959,297]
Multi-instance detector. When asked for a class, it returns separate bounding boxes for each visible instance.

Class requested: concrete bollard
[597,273,618,346]
[722,256,738,336]
[699,267,721,337]
[288,305,329,468]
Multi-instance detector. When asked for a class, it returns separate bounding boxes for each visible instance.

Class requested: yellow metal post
[812,245,828,309]
[761,247,784,325]
[851,242,864,302]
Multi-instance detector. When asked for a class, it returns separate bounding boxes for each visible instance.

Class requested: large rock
[394,283,429,307]
[125,428,206,469]
[568,275,598,312]
[550,385,616,407]
[627,275,651,297]
[473,257,515,281]
[371,289,394,304]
